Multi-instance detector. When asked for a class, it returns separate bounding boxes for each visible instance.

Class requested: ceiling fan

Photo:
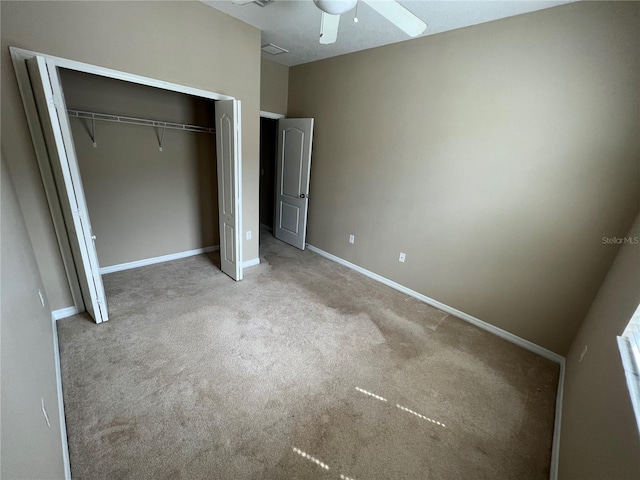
[314,0,427,45]
[233,0,427,46]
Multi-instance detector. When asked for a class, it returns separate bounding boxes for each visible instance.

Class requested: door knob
[300,193,308,199]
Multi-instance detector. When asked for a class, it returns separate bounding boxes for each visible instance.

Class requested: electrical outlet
[349,235,355,244]
[246,231,252,240]
[399,252,406,263]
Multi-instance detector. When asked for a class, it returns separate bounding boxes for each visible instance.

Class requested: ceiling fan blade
[319,11,340,44]
[363,0,426,37]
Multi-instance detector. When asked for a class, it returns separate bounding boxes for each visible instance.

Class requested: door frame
[10,46,244,316]
[260,110,285,120]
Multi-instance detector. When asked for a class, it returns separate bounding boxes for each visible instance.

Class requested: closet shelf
[67,109,216,134]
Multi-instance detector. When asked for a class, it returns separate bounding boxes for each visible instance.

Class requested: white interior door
[215,99,242,281]
[275,118,314,250]
[27,55,108,323]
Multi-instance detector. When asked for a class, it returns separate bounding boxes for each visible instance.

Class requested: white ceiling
[203,0,575,66]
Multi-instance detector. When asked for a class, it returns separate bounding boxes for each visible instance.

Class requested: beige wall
[288,1,640,355]
[1,1,261,310]
[559,213,640,479]
[1,156,66,479]
[261,57,289,115]
[60,70,218,267]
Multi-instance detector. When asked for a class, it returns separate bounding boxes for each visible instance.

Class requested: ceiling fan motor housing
[313,0,358,15]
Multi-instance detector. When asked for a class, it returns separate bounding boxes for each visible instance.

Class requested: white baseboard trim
[51,314,71,480]
[242,257,260,268]
[52,306,81,321]
[100,246,220,275]
[305,243,563,364]
[550,359,565,480]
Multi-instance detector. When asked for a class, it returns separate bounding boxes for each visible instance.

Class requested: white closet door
[215,99,242,281]
[27,55,108,323]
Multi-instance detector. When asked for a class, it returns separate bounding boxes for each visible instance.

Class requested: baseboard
[550,359,565,480]
[100,246,220,275]
[51,314,71,480]
[242,257,260,268]
[52,306,80,321]
[306,243,562,364]
[259,222,273,232]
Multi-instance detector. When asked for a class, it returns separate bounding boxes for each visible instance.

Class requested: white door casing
[27,55,108,323]
[215,99,243,281]
[275,118,314,250]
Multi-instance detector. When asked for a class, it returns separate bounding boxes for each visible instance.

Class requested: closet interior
[59,69,219,277]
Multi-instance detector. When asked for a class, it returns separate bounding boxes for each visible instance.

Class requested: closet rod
[66,109,216,134]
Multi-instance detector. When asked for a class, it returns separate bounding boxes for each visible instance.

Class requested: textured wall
[1,1,261,309]
[288,1,640,354]
[260,58,289,115]
[60,70,218,268]
[1,156,66,479]
[559,212,640,479]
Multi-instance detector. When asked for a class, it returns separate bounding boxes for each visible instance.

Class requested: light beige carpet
[57,232,559,479]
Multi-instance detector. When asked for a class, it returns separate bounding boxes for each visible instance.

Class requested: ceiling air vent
[261,43,289,55]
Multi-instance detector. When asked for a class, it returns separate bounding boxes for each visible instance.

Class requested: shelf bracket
[90,117,97,147]
[158,126,166,152]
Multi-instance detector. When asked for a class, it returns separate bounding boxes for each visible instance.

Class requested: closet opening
[59,69,220,280]
[11,47,244,325]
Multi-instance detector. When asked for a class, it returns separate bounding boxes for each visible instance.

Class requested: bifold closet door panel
[27,55,108,323]
[215,99,242,281]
